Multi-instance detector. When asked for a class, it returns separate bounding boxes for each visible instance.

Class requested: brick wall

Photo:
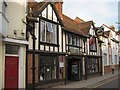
[104,64,119,74]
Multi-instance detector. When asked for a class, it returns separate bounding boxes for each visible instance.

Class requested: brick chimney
[54,1,63,19]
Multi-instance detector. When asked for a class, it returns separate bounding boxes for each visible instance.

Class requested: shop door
[71,61,79,80]
[68,60,81,81]
[5,56,19,88]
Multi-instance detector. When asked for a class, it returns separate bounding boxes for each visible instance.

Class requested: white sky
[35,0,119,30]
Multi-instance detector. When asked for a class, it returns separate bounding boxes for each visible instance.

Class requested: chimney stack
[54,0,63,19]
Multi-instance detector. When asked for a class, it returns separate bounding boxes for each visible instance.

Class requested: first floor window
[40,20,57,44]
[89,36,97,51]
[115,55,117,64]
[104,53,107,65]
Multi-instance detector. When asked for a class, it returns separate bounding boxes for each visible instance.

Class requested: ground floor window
[87,58,99,74]
[39,56,58,81]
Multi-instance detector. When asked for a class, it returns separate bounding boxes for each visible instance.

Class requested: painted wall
[0,0,27,89]
[7,0,26,39]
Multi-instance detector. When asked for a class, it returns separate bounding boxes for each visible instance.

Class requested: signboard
[59,62,64,67]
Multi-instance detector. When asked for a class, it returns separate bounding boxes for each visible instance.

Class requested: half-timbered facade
[62,14,103,81]
[26,1,66,88]
[26,0,103,88]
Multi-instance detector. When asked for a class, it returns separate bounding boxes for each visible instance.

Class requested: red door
[5,56,19,88]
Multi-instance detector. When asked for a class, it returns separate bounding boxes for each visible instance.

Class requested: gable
[31,2,63,26]
[42,4,58,22]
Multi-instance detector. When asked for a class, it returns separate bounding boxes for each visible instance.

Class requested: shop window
[40,20,57,44]
[38,56,57,81]
[87,58,98,74]
[5,44,19,55]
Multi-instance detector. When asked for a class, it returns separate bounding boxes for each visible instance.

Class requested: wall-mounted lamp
[65,50,71,56]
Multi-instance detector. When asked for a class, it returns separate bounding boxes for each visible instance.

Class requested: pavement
[51,70,120,89]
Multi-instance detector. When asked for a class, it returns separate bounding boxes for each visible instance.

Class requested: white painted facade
[0,0,28,89]
[101,24,119,75]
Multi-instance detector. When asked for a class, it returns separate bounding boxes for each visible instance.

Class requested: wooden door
[5,56,19,88]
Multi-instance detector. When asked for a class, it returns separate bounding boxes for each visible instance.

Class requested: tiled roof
[62,14,86,36]
[78,21,94,35]
[74,17,85,23]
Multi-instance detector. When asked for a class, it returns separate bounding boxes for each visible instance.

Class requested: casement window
[68,34,72,45]
[67,33,82,54]
[114,55,117,64]
[103,53,107,65]
[40,20,57,44]
[77,36,80,46]
[38,56,58,81]
[68,34,81,46]
[72,35,76,46]
[89,36,97,52]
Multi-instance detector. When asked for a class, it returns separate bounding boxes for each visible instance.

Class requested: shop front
[84,56,102,79]
[26,51,66,88]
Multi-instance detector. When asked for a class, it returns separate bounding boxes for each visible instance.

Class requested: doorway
[67,58,82,81]
[5,56,19,88]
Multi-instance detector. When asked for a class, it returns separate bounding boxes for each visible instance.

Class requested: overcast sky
[35,0,119,30]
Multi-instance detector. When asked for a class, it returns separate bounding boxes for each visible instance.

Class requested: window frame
[89,36,97,52]
[38,55,58,81]
[103,53,107,65]
[67,33,82,54]
[40,19,58,45]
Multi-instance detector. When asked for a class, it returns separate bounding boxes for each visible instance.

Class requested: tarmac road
[93,75,120,89]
